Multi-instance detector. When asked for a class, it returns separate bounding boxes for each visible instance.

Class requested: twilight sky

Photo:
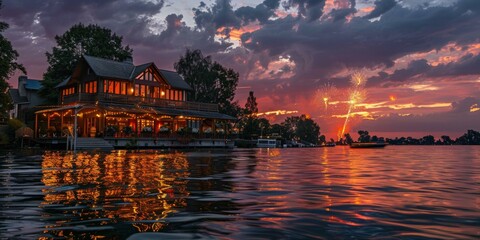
[2,0,479,138]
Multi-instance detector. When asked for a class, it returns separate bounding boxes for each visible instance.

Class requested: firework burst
[341,72,367,137]
[316,83,337,112]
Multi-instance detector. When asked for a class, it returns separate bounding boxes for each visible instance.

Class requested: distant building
[8,76,45,122]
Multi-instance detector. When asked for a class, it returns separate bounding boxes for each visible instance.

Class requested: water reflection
[0,147,479,239]
[40,151,190,238]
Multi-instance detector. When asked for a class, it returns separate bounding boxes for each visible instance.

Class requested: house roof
[130,62,152,79]
[8,89,28,104]
[79,55,193,91]
[24,79,42,90]
[56,77,70,88]
[159,69,193,91]
[84,55,135,80]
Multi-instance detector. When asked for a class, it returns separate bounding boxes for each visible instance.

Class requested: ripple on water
[0,147,479,239]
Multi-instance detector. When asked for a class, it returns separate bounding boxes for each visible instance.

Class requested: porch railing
[63,93,218,112]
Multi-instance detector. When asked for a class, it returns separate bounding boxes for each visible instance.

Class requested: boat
[350,142,388,148]
[257,139,277,148]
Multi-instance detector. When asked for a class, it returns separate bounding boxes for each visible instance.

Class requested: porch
[36,103,234,135]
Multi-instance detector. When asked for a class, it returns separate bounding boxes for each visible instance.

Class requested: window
[140,85,146,97]
[63,87,75,96]
[114,82,120,94]
[135,84,140,96]
[108,81,114,93]
[84,81,97,93]
[121,82,127,95]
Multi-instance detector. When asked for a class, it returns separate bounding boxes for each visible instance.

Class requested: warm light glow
[130,88,134,93]
[470,104,480,112]
[409,84,439,92]
[256,110,299,117]
[389,95,396,101]
[161,91,165,96]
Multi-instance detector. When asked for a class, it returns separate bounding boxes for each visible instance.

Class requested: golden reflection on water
[41,150,190,238]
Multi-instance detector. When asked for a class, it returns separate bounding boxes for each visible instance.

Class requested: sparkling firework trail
[341,72,367,137]
[316,83,337,112]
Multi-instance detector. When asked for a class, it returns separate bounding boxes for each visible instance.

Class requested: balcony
[63,93,218,112]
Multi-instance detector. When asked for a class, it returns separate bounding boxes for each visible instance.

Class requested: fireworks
[341,71,367,137]
[316,83,337,112]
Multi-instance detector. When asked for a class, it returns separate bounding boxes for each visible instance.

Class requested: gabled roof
[83,55,135,80]
[24,79,42,90]
[130,62,152,79]
[8,89,28,104]
[159,69,193,91]
[56,77,70,88]
[79,55,193,91]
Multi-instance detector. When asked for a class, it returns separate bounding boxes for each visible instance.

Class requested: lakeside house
[34,55,236,148]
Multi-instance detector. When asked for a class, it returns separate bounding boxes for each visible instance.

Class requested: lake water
[0,146,479,239]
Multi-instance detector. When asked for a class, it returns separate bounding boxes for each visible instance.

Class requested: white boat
[257,139,277,148]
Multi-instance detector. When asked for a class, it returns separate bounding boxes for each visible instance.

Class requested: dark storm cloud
[451,97,480,113]
[282,0,327,22]
[235,3,276,24]
[2,0,164,38]
[263,0,281,9]
[242,0,480,96]
[368,59,431,86]
[428,53,480,77]
[194,0,240,29]
[367,53,480,87]
[329,8,357,22]
[364,0,396,19]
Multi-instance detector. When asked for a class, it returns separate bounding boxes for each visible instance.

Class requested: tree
[455,129,480,145]
[421,135,435,145]
[40,23,132,103]
[441,135,452,145]
[358,130,371,142]
[245,91,258,114]
[295,115,320,144]
[240,91,260,139]
[0,1,26,116]
[174,49,239,114]
[281,115,321,144]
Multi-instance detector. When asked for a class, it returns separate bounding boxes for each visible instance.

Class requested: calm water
[0,146,479,239]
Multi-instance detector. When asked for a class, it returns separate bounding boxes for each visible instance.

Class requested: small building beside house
[34,55,236,148]
[8,76,45,124]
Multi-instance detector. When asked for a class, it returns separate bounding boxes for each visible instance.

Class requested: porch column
[223,120,227,138]
[212,119,216,139]
[35,113,38,138]
[47,113,51,129]
[61,111,64,129]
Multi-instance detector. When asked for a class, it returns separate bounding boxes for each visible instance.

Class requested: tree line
[343,130,480,145]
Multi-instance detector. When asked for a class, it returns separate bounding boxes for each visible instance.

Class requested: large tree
[40,23,132,104]
[282,115,321,144]
[0,1,26,116]
[174,49,239,114]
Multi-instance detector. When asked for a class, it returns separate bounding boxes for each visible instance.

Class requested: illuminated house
[35,55,235,148]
